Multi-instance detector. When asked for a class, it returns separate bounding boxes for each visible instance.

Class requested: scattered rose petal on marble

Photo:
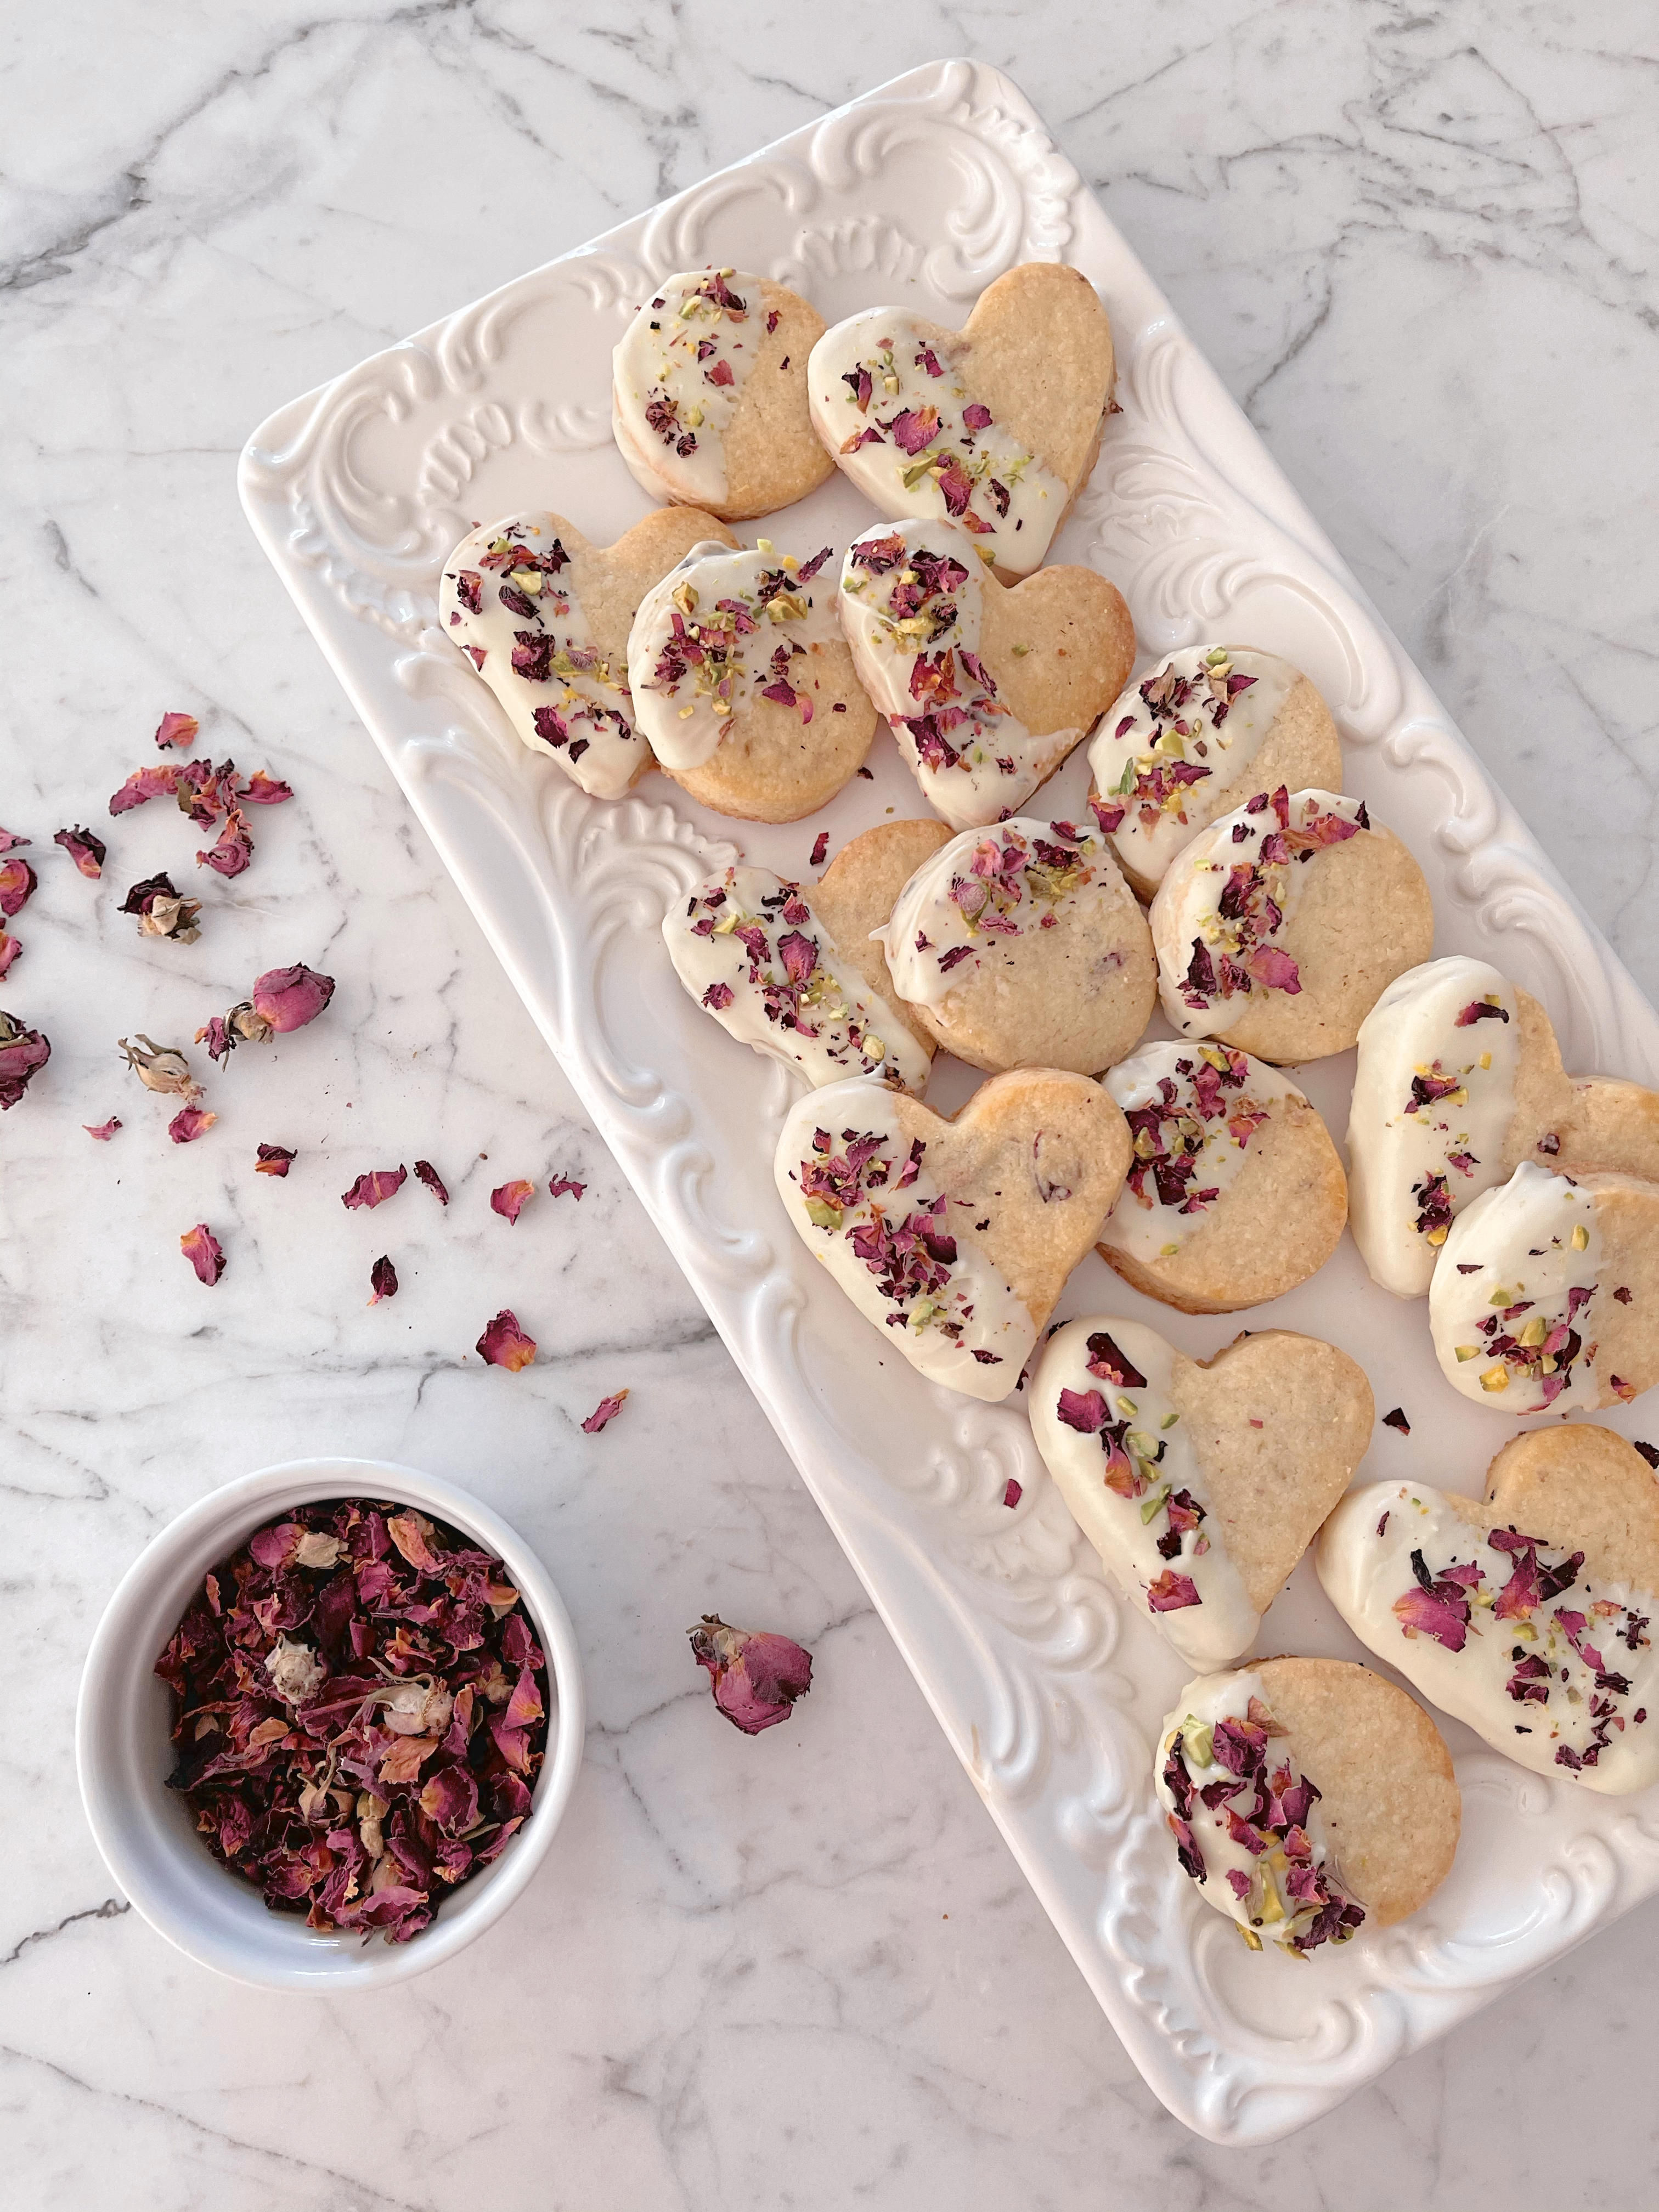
[84,1117,122,1141]
[168,1103,217,1144]
[154,712,200,751]
[1002,1479,1023,1508]
[0,1011,50,1109]
[0,857,37,917]
[413,1159,449,1205]
[581,1389,629,1434]
[109,764,183,815]
[369,1255,399,1305]
[121,871,202,943]
[687,1615,813,1736]
[0,827,27,853]
[54,825,106,878]
[548,1174,585,1201]
[490,1178,535,1225]
[1382,1407,1412,1435]
[477,1310,536,1371]
[0,929,18,978]
[118,1034,202,1102]
[255,1143,296,1176]
[236,770,294,806]
[180,1222,225,1284]
[198,809,255,877]
[342,1167,407,1211]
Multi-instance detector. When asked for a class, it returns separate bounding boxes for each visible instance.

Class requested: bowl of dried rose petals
[76,1457,584,1989]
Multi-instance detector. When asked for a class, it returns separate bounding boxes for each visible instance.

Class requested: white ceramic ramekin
[76,1457,584,1990]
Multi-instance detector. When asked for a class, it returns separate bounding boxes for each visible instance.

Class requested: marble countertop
[5,4,1658,2204]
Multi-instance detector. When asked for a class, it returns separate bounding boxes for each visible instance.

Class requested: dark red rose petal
[54,825,106,878]
[1382,1407,1411,1435]
[477,1309,535,1370]
[342,1167,407,1210]
[414,1159,449,1205]
[255,1143,296,1176]
[369,1255,398,1305]
[548,1175,585,1201]
[1002,1479,1022,1508]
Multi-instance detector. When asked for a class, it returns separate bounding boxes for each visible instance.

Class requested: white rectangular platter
[239,59,1659,2143]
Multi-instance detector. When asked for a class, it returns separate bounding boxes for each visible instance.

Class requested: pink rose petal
[180,1223,225,1284]
[168,1104,217,1144]
[490,1178,535,1225]
[342,1167,407,1210]
[154,712,200,751]
[581,1389,629,1434]
[53,825,106,879]
[255,1143,296,1176]
[477,1309,536,1371]
[84,1117,122,1141]
[548,1174,585,1201]
[688,1614,813,1736]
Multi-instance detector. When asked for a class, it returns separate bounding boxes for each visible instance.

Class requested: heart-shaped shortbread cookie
[871,815,1155,1076]
[1030,1318,1372,1668]
[612,269,833,521]
[1318,1425,1659,1793]
[439,507,737,799]
[1348,955,1659,1298]
[628,540,877,821]
[1150,786,1435,1063]
[1097,1040,1348,1312]
[775,1070,1131,1402]
[1156,1657,1459,1954]
[1427,1159,1659,1413]
[838,517,1135,832]
[808,262,1115,580]
[1086,645,1343,900]
[813,819,954,1058]
[662,864,930,1093]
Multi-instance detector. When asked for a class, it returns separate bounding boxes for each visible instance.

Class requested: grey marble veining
[3,3,1657,2205]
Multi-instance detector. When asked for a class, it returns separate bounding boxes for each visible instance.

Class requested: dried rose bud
[0,827,27,853]
[255,1142,296,1176]
[85,1117,121,1141]
[119,1034,202,1102]
[264,1635,325,1704]
[180,1222,225,1284]
[369,1255,398,1304]
[490,1178,535,1225]
[168,1104,217,1144]
[0,1009,51,1109]
[109,763,183,815]
[548,1174,585,1201]
[198,809,254,878]
[342,1166,407,1210]
[204,964,336,1063]
[237,770,293,806]
[687,1614,813,1736]
[54,825,106,879]
[0,929,18,979]
[121,871,202,943]
[0,857,37,918]
[582,1389,629,1435]
[477,1310,535,1371]
[154,711,199,751]
[413,1159,449,1204]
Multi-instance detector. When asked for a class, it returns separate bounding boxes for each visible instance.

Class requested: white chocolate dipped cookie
[1348,955,1659,1298]
[1149,786,1434,1063]
[870,816,1155,1077]
[1086,646,1342,900]
[628,540,876,822]
[1156,1660,1459,1954]
[1030,1319,1371,1671]
[774,1071,1130,1403]
[663,865,930,1093]
[1318,1426,1659,1792]
[807,263,1115,582]
[1427,1160,1659,1414]
[838,517,1134,833]
[439,507,737,799]
[1097,1041,1347,1312]
[812,818,955,1058]
[612,268,832,521]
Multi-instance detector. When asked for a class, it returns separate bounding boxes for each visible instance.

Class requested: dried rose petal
[0,930,18,979]
[687,1614,812,1736]
[582,1389,629,1434]
[119,1035,201,1102]
[154,712,200,751]
[168,1104,217,1144]
[121,871,202,943]
[237,771,294,806]
[198,809,255,877]
[109,764,183,815]
[0,857,37,917]
[418,1763,479,1837]
[0,827,27,853]
[54,825,106,879]
[369,1255,398,1305]
[490,1178,535,1225]
[255,1143,296,1176]
[0,1011,50,1109]
[1002,1479,1023,1509]
[1382,1407,1411,1435]
[85,1117,121,1141]
[810,831,829,868]
[413,1158,449,1204]
[342,1167,407,1210]
[548,1174,585,1201]
[180,1223,225,1284]
[478,1310,536,1371]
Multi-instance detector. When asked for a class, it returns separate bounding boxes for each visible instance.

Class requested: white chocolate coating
[872,815,1111,1008]
[774,1082,1034,1401]
[1098,1041,1305,1266]
[1318,1481,1659,1793]
[1347,957,1523,1300]
[662,865,930,1093]
[807,309,1069,579]
[627,541,843,772]
[1149,788,1371,1040]
[838,518,1073,832]
[1030,1318,1258,1669]
[438,514,641,800]
[1428,1161,1604,1413]
[1086,647,1299,889]
[612,269,764,509]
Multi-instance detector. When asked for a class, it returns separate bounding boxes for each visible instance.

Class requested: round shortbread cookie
[870,816,1155,1077]
[438,507,737,799]
[628,540,876,822]
[1097,1040,1347,1312]
[1086,646,1342,900]
[1149,786,1435,1063]
[838,517,1135,832]
[612,269,833,521]
[812,819,954,1056]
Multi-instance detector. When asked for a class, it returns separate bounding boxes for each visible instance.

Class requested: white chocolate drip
[612,269,765,508]
[1428,1161,1604,1413]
